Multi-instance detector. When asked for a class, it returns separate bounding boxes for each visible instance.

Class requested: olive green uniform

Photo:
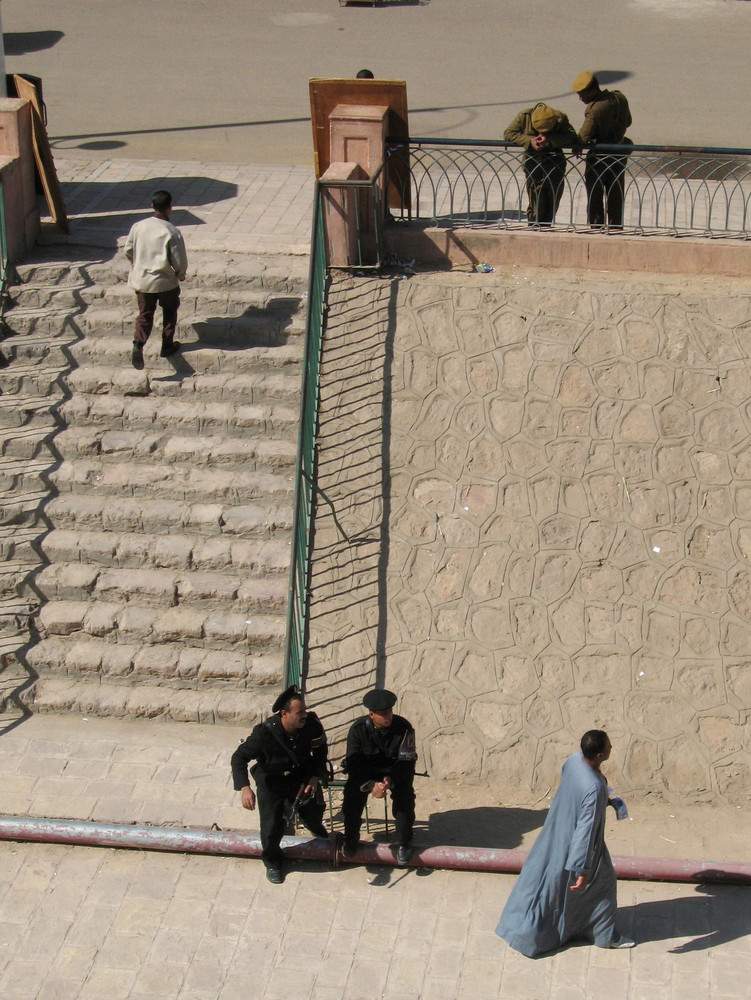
[577,89,632,227]
[504,106,578,226]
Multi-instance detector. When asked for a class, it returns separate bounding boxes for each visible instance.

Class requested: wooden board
[309,78,410,210]
[12,74,69,233]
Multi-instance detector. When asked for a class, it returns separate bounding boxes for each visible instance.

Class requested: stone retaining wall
[306,267,751,805]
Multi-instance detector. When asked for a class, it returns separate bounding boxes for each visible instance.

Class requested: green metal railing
[284,182,329,690]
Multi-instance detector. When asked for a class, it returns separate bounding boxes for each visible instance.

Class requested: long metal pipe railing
[1,816,750,885]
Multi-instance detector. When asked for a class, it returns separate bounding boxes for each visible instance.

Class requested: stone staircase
[0,241,308,724]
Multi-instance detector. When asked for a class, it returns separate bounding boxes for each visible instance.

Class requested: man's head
[151,189,173,215]
[530,104,558,135]
[580,729,612,764]
[273,684,308,732]
[572,71,600,105]
[363,688,397,729]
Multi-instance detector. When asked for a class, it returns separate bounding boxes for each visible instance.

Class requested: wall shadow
[424,806,546,849]
[5,31,65,55]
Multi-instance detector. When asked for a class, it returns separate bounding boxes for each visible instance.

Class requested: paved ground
[1,713,751,1000]
[4,0,751,166]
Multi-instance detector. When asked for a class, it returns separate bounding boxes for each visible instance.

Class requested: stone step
[0,561,41,599]
[0,394,52,429]
[35,562,289,611]
[3,332,303,375]
[49,457,294,503]
[0,458,52,494]
[40,528,291,576]
[0,525,45,562]
[46,494,293,538]
[53,425,297,471]
[0,422,57,461]
[14,251,309,295]
[0,361,69,399]
[36,598,287,648]
[59,393,298,437]
[0,487,49,526]
[0,596,38,637]
[64,364,300,404]
[21,674,270,724]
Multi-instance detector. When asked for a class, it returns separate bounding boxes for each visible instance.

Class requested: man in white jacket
[124,189,188,370]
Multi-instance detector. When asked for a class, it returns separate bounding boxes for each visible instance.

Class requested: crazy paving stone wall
[305,268,751,805]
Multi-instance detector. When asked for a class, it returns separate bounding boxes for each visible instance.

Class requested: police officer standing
[231,685,329,883]
[572,71,633,228]
[341,689,417,866]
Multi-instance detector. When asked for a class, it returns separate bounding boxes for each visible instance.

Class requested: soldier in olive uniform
[572,71,633,228]
[504,103,578,226]
[231,685,328,883]
[341,689,417,866]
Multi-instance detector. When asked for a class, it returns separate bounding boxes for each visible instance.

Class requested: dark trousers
[342,775,415,846]
[255,774,325,863]
[134,286,180,345]
[524,154,566,226]
[584,153,628,228]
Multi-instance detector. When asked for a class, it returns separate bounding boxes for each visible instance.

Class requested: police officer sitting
[231,685,329,884]
[341,688,417,866]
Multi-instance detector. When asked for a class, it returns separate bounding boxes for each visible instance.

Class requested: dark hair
[580,729,609,759]
[280,694,305,714]
[151,189,173,213]
[356,69,375,79]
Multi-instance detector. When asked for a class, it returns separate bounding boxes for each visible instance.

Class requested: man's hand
[240,786,256,811]
[530,134,548,152]
[569,873,589,892]
[303,776,319,797]
[371,777,391,799]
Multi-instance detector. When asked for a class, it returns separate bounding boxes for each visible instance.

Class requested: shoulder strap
[263,717,301,768]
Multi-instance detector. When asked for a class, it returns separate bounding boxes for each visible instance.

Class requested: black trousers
[342,774,415,846]
[134,286,180,345]
[255,773,325,863]
[584,152,628,228]
[523,154,566,226]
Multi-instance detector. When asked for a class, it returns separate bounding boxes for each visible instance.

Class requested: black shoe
[131,343,144,370]
[160,340,181,358]
[396,844,413,866]
[265,863,284,884]
[341,839,359,858]
[306,823,329,839]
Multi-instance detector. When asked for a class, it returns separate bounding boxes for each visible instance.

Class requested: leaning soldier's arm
[577,105,598,146]
[547,118,579,150]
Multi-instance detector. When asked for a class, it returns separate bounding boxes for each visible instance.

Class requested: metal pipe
[1,816,750,885]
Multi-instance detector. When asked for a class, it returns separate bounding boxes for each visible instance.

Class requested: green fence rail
[284,183,329,691]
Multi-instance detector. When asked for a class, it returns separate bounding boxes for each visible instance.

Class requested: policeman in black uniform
[231,685,329,883]
[341,688,417,866]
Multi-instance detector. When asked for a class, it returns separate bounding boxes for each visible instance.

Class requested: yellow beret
[530,104,558,133]
[572,71,596,93]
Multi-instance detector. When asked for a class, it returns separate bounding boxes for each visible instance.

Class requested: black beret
[363,688,397,712]
[273,685,302,713]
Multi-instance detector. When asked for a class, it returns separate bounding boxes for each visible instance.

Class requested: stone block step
[0,525,45,562]
[0,422,57,461]
[40,528,291,576]
[49,458,294,503]
[46,494,293,538]
[27,632,283,686]
[53,425,297,471]
[0,458,53,494]
[0,597,38,637]
[0,488,49,526]
[0,394,52,429]
[35,599,286,649]
[35,563,289,611]
[0,561,41,599]
[59,393,298,437]
[21,674,271,725]
[64,365,300,404]
[0,361,69,398]
[14,251,309,296]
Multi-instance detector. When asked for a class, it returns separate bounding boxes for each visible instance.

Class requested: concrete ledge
[384,225,751,277]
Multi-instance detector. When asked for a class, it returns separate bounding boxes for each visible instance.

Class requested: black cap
[363,689,397,712]
[272,685,302,713]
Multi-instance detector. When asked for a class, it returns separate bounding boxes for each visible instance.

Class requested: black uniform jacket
[231,712,328,790]
[344,714,416,788]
